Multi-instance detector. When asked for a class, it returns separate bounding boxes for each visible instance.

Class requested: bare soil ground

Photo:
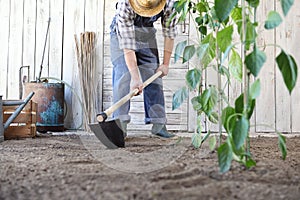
[0,132,299,200]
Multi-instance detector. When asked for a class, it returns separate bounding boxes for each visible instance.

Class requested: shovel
[89,71,162,149]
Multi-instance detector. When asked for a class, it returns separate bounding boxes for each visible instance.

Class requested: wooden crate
[2,100,37,139]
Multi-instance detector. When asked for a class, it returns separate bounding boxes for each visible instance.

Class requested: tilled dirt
[0,133,299,200]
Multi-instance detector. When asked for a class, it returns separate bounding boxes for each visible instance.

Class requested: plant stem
[241,0,250,161]
[214,26,223,147]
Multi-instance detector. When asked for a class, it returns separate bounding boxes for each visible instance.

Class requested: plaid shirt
[115,0,177,50]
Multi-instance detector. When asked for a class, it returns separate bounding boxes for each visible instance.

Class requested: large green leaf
[215,0,238,22]
[231,7,242,24]
[217,25,234,53]
[196,44,210,67]
[237,21,257,50]
[221,44,234,65]
[174,0,186,13]
[195,1,208,13]
[245,47,266,77]
[276,50,298,94]
[197,34,216,67]
[219,65,231,82]
[235,94,256,119]
[172,86,188,110]
[222,106,236,133]
[191,96,202,111]
[201,130,211,146]
[264,11,283,30]
[183,45,196,63]
[208,134,217,151]
[245,21,257,50]
[232,116,249,150]
[280,0,294,16]
[200,87,218,116]
[192,133,202,149]
[208,112,219,124]
[278,133,287,160]
[174,40,187,63]
[186,68,202,90]
[195,16,203,26]
[218,142,233,173]
[229,49,243,82]
[176,0,190,23]
[249,79,261,100]
[199,26,207,35]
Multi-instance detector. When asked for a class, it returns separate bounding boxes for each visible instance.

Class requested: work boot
[120,121,128,138]
[151,124,175,138]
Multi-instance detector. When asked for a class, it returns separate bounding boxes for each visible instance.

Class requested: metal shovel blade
[89,119,125,149]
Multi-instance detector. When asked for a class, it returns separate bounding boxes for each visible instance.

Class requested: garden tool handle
[97,71,162,122]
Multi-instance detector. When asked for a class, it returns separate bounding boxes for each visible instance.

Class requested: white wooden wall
[0,0,104,129]
[0,0,299,133]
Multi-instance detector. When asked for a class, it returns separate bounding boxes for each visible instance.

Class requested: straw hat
[129,0,167,17]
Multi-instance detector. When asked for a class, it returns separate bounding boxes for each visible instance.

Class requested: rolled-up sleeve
[116,0,136,50]
[162,0,177,39]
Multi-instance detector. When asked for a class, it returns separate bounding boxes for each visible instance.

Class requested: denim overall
[110,12,166,125]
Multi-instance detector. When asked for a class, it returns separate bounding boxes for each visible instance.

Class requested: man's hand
[130,69,143,95]
[157,37,174,78]
[156,64,169,77]
[123,48,143,94]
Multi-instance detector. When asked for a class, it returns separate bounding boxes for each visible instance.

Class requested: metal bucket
[24,83,64,132]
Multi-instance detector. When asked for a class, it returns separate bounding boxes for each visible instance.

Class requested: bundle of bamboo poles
[74,32,98,131]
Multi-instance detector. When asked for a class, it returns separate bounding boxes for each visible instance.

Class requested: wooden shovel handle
[97,71,162,122]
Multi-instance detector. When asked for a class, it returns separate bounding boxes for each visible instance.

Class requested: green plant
[171,0,297,173]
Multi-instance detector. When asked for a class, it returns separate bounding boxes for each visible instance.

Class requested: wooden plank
[3,100,37,139]
[3,100,35,111]
[96,0,105,114]
[205,66,219,132]
[63,0,85,129]
[3,113,35,123]
[288,1,300,133]
[7,0,24,99]
[275,1,292,133]
[35,0,50,80]
[31,100,37,134]
[228,26,242,131]
[84,0,105,119]
[48,0,63,79]
[23,0,37,82]
[3,100,37,123]
[103,0,116,51]
[84,0,98,31]
[185,13,197,133]
[4,125,35,139]
[0,0,10,97]
[255,1,276,132]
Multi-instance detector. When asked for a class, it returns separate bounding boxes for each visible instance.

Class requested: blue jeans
[110,32,167,125]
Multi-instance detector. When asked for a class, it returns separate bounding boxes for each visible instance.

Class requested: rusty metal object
[24,83,64,132]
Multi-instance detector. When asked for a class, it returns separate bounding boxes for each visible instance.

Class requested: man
[109,0,177,138]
